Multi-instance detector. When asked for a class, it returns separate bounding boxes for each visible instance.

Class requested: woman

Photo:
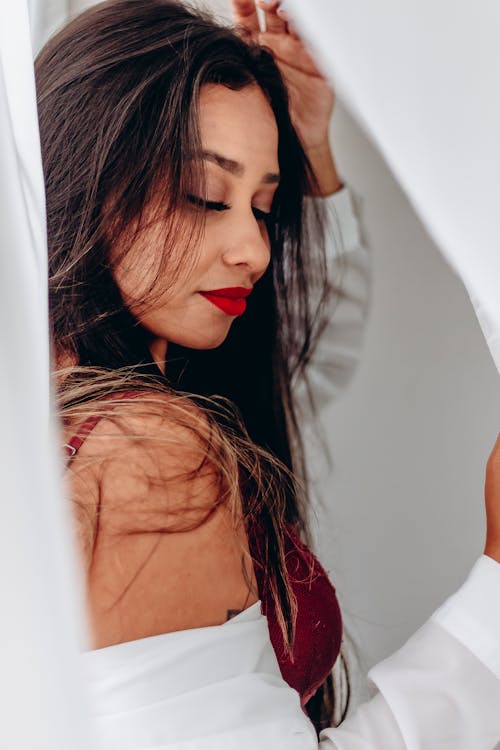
[36,0,500,747]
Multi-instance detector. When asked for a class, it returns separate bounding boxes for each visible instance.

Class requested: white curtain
[0,2,93,748]
[28,0,94,54]
[287,0,500,372]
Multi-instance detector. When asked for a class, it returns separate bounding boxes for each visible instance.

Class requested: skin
[233,0,343,196]
[115,0,346,371]
[484,432,500,563]
[69,396,261,646]
[114,83,280,369]
[77,82,283,644]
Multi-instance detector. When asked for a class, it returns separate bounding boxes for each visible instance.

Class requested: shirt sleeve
[293,185,372,414]
[318,554,500,749]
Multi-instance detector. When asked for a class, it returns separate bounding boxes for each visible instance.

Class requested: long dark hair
[35,0,349,731]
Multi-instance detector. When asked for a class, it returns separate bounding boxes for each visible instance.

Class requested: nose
[221,211,271,282]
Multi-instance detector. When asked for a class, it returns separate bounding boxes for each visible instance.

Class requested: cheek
[110,220,166,308]
[112,220,194,309]
[110,207,226,336]
[114,251,157,307]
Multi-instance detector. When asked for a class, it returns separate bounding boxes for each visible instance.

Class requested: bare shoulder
[64,392,258,647]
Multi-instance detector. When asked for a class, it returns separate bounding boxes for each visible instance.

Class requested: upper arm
[65,395,258,648]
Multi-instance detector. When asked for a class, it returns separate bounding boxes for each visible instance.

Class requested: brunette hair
[35,0,350,730]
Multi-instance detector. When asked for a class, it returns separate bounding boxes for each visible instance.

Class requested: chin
[191,334,231,350]
[172,326,232,351]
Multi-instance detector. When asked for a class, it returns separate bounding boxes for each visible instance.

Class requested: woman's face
[114,83,280,368]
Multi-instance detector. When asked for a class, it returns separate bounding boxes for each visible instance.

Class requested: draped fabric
[82,601,319,749]
[287,0,500,372]
[0,2,93,748]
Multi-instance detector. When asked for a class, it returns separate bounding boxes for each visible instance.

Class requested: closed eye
[187,194,229,212]
[186,194,273,222]
[252,207,272,222]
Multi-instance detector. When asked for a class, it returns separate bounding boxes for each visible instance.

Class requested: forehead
[197,84,279,170]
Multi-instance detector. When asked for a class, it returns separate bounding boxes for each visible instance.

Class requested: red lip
[199,287,252,317]
[201,287,253,299]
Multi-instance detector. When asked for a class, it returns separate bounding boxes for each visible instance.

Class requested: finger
[231,0,260,34]
[258,32,321,77]
[255,0,287,34]
[274,8,301,40]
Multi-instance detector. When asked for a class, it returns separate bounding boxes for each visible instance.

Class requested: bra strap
[63,390,142,461]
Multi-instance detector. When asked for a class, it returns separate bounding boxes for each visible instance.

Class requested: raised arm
[293,186,371,415]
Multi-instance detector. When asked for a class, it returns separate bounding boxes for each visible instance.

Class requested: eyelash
[186,194,273,222]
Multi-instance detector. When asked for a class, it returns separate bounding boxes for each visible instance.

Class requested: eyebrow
[200,149,280,184]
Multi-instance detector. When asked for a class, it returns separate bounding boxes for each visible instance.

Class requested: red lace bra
[64,394,342,708]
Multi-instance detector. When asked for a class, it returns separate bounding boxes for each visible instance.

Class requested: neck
[149,338,168,375]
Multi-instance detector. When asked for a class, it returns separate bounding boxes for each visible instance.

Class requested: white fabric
[28,0,68,55]
[321,556,500,749]
[28,0,92,55]
[297,188,371,411]
[0,1,93,748]
[83,559,500,750]
[83,602,318,750]
[285,0,500,373]
[432,553,500,681]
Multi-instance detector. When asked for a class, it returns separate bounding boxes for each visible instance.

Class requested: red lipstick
[199,286,252,316]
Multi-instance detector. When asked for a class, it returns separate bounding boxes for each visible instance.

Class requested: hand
[231,0,343,195]
[484,432,500,563]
